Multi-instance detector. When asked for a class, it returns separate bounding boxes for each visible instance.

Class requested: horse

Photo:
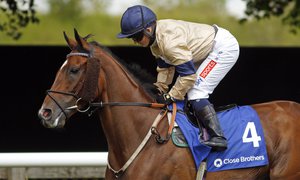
[38,29,300,180]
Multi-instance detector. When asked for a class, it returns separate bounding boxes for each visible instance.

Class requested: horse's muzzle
[38,108,66,128]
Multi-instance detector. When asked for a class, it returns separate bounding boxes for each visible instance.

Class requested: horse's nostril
[40,109,52,120]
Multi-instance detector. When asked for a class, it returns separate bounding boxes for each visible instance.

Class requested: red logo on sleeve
[200,60,217,78]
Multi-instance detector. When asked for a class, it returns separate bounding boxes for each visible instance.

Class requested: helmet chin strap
[144,23,156,47]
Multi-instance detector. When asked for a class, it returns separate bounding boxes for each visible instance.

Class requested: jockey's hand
[156,93,174,105]
[151,87,163,95]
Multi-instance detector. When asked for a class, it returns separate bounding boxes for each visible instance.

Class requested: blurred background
[1,0,300,46]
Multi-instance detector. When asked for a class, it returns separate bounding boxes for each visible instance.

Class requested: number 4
[242,122,261,147]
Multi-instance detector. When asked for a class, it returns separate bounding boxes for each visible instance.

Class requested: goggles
[129,31,144,42]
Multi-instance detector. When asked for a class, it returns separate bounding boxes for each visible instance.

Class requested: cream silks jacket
[150,19,216,100]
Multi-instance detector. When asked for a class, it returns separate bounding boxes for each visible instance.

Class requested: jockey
[117,5,240,151]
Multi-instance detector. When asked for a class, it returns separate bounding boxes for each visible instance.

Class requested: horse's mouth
[42,112,66,128]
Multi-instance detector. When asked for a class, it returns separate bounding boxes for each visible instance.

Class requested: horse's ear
[74,28,90,51]
[63,31,77,50]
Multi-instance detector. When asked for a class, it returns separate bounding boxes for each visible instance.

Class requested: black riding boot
[195,104,227,151]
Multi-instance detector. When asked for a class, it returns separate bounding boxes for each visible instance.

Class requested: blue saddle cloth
[170,101,269,172]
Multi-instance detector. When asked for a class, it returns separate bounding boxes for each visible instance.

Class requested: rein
[47,88,165,118]
[66,101,165,111]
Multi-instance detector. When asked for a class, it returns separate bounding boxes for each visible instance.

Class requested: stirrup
[203,137,227,151]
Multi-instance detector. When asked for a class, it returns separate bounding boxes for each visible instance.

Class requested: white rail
[0,152,108,167]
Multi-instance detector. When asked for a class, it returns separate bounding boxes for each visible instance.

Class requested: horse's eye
[70,67,80,74]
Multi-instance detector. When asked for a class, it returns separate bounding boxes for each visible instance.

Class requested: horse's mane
[89,40,157,98]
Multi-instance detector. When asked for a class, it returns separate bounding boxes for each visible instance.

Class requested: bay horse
[38,29,300,180]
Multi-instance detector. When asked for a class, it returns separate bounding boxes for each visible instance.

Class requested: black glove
[156,93,174,105]
[151,87,163,95]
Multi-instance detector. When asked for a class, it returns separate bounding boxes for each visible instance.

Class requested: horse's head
[38,29,100,128]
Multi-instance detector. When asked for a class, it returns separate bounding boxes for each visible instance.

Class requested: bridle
[46,89,81,118]
[46,51,165,119]
[46,52,93,119]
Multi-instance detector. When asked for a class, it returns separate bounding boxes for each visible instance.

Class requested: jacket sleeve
[153,59,175,93]
[168,61,197,100]
[155,26,197,99]
[169,74,196,100]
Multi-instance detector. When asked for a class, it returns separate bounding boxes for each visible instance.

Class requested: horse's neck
[100,54,149,102]
[97,52,159,167]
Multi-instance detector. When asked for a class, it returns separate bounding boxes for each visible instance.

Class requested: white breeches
[187,25,240,100]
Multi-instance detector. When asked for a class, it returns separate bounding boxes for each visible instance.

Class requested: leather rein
[47,51,177,178]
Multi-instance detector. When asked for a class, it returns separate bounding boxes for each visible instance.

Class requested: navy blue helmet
[117,5,157,38]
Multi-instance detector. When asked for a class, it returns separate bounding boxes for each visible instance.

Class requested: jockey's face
[132,27,152,47]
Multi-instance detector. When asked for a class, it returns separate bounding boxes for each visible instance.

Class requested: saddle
[169,101,269,179]
[172,102,237,147]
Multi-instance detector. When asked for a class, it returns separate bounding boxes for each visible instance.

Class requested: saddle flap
[171,127,189,148]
